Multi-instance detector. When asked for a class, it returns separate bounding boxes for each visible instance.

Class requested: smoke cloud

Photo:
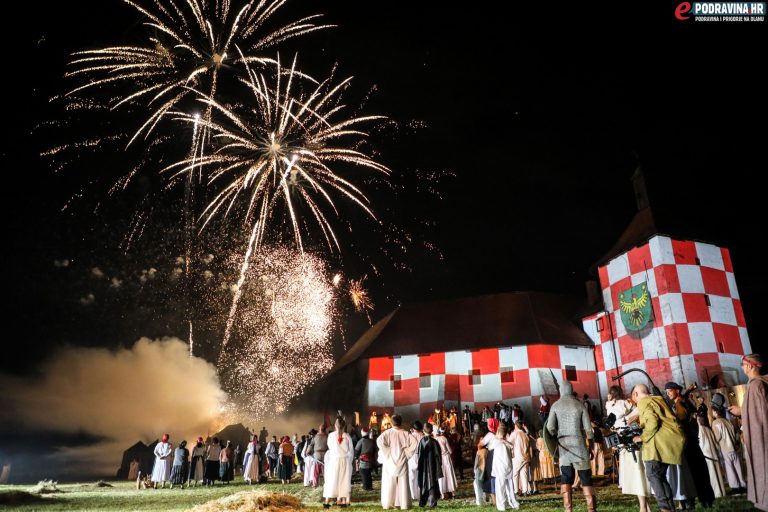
[0,337,226,482]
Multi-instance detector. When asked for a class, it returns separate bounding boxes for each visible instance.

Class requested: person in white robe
[243,435,261,484]
[377,414,418,510]
[188,437,205,486]
[151,434,173,488]
[323,418,355,507]
[698,417,726,498]
[303,429,317,487]
[435,428,457,498]
[489,426,520,511]
[408,421,425,500]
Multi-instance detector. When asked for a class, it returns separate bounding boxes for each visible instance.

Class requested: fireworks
[349,275,374,315]
[220,247,336,417]
[167,55,391,253]
[65,0,332,144]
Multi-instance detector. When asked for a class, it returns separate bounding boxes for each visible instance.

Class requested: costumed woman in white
[151,433,173,489]
[489,425,520,511]
[243,434,261,484]
[435,427,457,499]
[323,417,355,507]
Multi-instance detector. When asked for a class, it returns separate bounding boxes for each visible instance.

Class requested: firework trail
[166,55,390,352]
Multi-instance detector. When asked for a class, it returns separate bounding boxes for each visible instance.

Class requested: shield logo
[618,282,652,331]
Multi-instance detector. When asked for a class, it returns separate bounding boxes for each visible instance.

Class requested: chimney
[631,164,649,211]
[585,280,600,306]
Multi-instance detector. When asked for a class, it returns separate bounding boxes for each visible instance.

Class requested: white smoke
[0,338,226,479]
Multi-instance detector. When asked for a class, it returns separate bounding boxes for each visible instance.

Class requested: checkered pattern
[587,235,752,397]
[367,345,599,422]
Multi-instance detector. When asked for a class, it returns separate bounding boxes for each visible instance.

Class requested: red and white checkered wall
[584,235,751,397]
[367,345,598,422]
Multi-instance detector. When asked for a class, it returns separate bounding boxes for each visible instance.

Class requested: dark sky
[1,1,765,373]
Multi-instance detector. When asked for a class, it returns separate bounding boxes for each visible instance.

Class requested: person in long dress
[127,458,140,481]
[408,421,425,500]
[219,440,234,484]
[728,353,768,511]
[417,422,443,508]
[489,425,520,511]
[377,414,418,510]
[323,417,355,507]
[536,430,556,483]
[243,435,261,484]
[435,428,457,499]
[697,416,726,498]
[507,421,530,496]
[170,440,189,489]
[304,429,317,487]
[151,434,173,489]
[188,437,205,486]
[278,436,295,484]
[204,437,222,486]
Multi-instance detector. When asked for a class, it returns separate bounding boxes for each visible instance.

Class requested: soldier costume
[546,380,597,512]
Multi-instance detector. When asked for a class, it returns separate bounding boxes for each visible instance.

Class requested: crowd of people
[144,352,766,512]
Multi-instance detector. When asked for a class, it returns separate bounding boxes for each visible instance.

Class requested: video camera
[602,413,643,462]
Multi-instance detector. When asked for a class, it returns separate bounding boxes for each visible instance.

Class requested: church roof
[334,291,591,371]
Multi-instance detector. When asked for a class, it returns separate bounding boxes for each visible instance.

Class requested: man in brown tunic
[729,353,768,511]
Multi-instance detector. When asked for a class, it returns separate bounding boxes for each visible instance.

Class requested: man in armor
[546,380,596,512]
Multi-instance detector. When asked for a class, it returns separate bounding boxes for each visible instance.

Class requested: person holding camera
[728,353,768,512]
[546,379,596,512]
[631,384,685,512]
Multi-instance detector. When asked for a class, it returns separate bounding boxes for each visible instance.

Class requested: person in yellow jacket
[631,384,686,512]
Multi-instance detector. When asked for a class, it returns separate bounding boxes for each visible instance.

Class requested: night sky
[2,1,765,371]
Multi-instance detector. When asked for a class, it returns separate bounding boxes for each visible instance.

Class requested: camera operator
[606,386,652,512]
[631,384,685,512]
[546,379,596,512]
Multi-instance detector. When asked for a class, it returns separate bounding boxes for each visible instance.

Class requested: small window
[565,365,578,382]
[500,366,515,383]
[390,375,402,391]
[718,342,725,353]
[695,257,701,266]
[704,294,711,307]
[419,372,431,388]
[468,369,481,386]
[595,317,604,332]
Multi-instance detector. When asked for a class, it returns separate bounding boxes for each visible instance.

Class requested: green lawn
[0,476,756,511]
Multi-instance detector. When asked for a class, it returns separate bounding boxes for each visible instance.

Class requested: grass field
[0,475,756,511]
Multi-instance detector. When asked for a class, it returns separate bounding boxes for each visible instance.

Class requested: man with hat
[728,353,768,511]
[664,380,715,509]
[711,395,746,494]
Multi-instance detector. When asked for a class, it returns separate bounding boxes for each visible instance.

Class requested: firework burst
[64,0,332,145]
[168,55,391,252]
[349,275,374,318]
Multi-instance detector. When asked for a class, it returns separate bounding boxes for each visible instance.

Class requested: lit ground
[0,474,756,512]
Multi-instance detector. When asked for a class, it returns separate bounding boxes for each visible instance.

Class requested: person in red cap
[729,353,767,511]
[151,434,172,488]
